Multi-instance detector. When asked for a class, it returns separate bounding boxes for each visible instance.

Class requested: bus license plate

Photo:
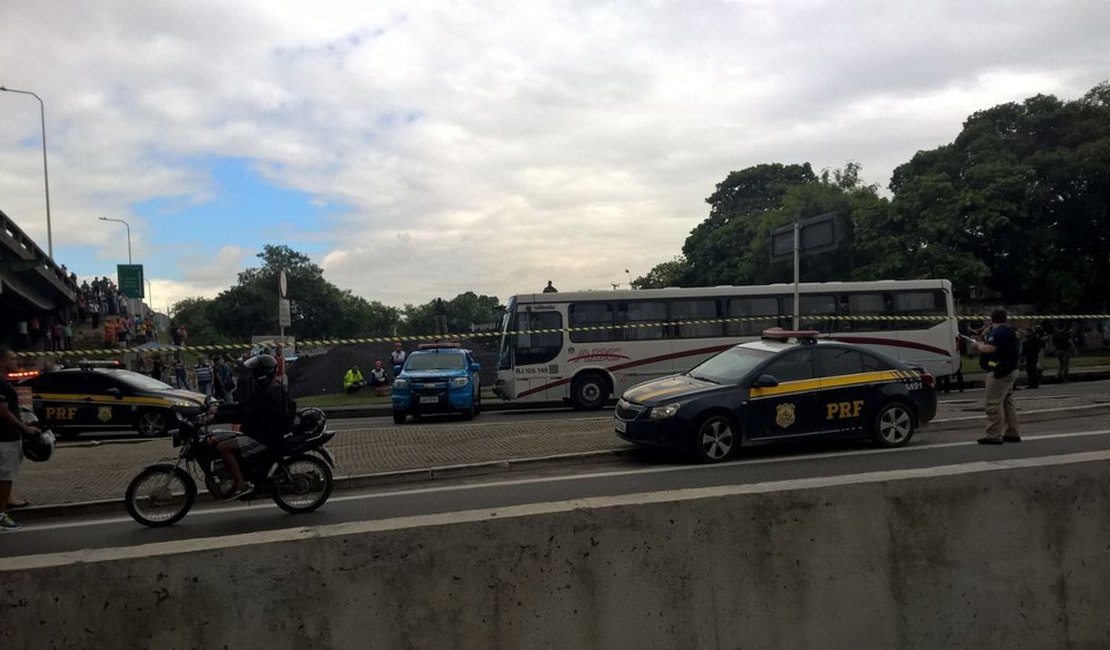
[614,419,626,433]
[420,396,440,404]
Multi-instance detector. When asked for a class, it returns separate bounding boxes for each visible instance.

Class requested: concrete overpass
[0,207,78,346]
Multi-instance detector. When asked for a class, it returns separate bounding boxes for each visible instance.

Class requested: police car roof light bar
[761,327,820,343]
[417,342,462,350]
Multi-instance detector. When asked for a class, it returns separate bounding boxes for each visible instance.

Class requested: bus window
[894,291,944,330]
[569,303,615,343]
[726,297,781,336]
[620,301,667,340]
[515,311,563,366]
[842,292,892,331]
[671,299,721,338]
[799,295,836,332]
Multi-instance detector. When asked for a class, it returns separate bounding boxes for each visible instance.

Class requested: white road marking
[22,427,1110,533]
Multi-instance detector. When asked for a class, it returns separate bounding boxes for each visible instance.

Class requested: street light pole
[0,85,53,258]
[98,216,132,264]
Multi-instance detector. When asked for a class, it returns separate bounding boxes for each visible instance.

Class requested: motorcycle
[124,404,337,527]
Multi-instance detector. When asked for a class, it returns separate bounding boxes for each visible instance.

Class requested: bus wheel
[571,373,608,410]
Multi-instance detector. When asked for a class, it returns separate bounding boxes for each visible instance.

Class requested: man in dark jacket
[969,309,1020,445]
[215,354,295,497]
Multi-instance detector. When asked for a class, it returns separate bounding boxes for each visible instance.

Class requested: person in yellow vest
[344,364,366,395]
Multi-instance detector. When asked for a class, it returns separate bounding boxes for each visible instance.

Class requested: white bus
[492,279,958,409]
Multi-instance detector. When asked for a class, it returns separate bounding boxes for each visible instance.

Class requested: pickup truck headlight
[451,377,469,388]
[393,378,409,389]
[649,402,682,419]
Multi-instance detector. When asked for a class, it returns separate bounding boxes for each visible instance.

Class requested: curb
[14,402,1110,522]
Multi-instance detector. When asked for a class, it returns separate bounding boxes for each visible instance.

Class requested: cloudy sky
[1,0,1107,312]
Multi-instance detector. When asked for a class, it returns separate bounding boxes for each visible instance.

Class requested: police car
[392,343,482,424]
[17,364,207,438]
[614,329,937,463]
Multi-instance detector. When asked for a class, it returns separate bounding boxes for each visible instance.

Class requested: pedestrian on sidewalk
[1,345,41,532]
[1023,326,1046,389]
[1052,324,1076,383]
[969,309,1021,445]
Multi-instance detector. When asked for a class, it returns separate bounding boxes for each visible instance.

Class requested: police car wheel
[461,401,475,420]
[392,411,406,425]
[691,415,738,463]
[872,402,915,448]
[136,411,168,437]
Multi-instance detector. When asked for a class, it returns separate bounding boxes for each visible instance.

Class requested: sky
[1,0,1108,314]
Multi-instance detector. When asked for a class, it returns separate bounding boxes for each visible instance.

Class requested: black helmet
[23,430,56,462]
[244,354,278,384]
[294,407,327,437]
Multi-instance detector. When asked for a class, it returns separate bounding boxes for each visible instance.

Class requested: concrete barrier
[3,453,1110,649]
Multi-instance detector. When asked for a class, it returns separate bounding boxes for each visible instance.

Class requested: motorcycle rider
[214,354,295,498]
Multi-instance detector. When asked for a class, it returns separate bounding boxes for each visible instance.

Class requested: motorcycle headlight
[451,377,469,388]
[649,402,682,419]
[393,378,408,389]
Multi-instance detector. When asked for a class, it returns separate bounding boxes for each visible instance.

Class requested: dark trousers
[1024,357,1040,388]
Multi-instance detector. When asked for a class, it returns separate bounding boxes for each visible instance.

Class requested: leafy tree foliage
[400,292,502,336]
[642,83,1109,312]
[171,245,402,344]
[890,84,1110,309]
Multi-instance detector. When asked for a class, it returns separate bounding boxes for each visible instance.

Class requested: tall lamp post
[98,216,132,264]
[0,85,53,258]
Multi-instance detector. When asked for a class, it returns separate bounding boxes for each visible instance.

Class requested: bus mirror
[752,374,779,388]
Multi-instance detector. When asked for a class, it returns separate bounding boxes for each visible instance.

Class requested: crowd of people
[343,341,407,395]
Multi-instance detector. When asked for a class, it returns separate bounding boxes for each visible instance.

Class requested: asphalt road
[7,413,1109,558]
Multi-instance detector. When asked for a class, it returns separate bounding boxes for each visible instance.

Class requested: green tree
[889,83,1110,309]
[632,256,689,289]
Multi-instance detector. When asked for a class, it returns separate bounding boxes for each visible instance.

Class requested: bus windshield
[497,297,516,370]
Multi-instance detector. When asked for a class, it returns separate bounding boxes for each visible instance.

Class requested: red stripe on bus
[825,335,953,357]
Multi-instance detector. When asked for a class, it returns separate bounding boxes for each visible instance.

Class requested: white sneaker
[0,513,23,532]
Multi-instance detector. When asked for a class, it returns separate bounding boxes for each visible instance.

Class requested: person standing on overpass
[968,309,1021,445]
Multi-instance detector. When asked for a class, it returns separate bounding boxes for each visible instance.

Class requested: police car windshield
[687,347,773,384]
[113,371,175,391]
[407,354,466,371]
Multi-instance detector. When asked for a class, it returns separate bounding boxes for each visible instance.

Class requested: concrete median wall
[3,453,1110,649]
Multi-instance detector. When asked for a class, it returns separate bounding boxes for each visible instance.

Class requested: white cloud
[1,0,1108,308]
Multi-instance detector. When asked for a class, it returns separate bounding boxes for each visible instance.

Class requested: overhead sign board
[117,264,145,298]
[769,212,840,261]
[278,297,292,328]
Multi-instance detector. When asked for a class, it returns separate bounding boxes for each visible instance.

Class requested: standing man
[433,298,449,336]
[1022,327,1046,389]
[543,280,558,293]
[194,357,214,397]
[968,309,1021,445]
[1052,324,1076,383]
[1,346,40,531]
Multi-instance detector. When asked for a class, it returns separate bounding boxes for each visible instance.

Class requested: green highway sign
[117,264,145,298]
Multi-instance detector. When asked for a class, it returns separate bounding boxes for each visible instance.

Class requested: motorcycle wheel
[271,455,333,514]
[125,465,196,527]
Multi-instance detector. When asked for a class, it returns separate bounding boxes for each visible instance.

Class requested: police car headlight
[393,378,409,389]
[649,402,682,419]
[170,399,197,408]
[451,377,470,388]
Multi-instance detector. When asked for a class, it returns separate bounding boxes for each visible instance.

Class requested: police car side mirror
[470,362,481,372]
[392,365,402,376]
[106,387,123,399]
[752,374,779,388]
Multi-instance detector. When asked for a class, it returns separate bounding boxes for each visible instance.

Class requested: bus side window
[670,299,721,339]
[843,292,892,331]
[895,291,944,330]
[620,301,667,340]
[726,297,781,336]
[799,295,836,332]
[569,302,615,343]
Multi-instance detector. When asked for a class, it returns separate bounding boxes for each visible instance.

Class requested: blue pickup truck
[391,343,482,424]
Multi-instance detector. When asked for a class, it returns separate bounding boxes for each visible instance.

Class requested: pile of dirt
[286,339,499,399]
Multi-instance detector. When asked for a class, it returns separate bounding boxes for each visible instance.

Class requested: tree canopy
[636,83,1110,311]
